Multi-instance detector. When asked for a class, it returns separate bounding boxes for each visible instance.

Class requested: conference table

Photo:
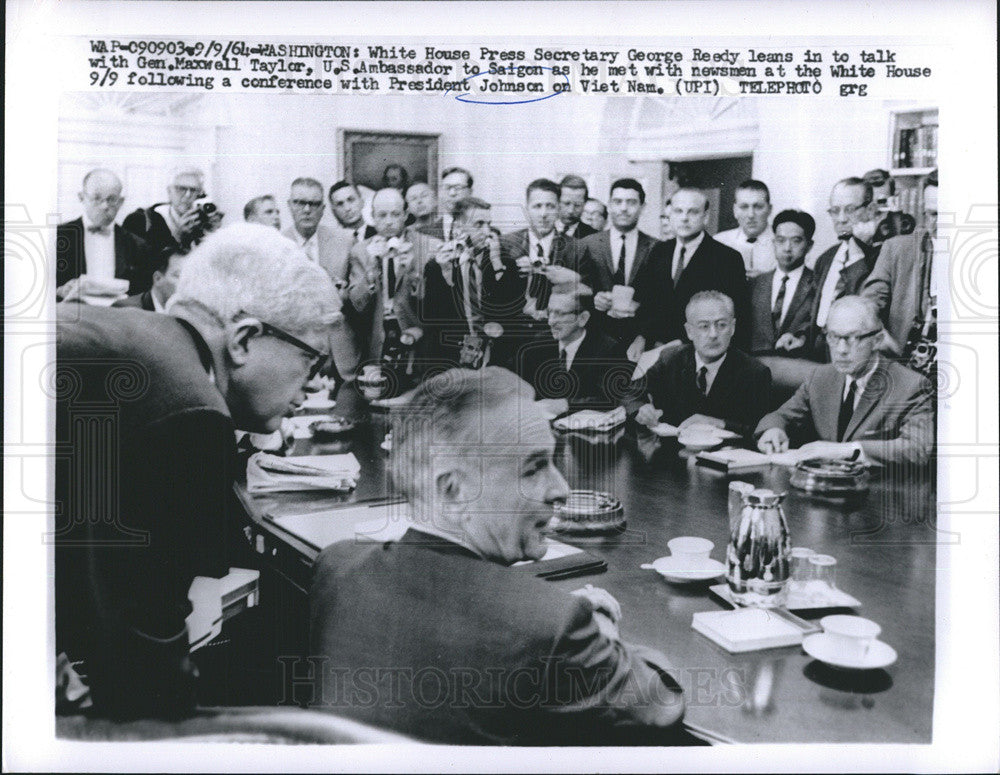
[235,384,937,745]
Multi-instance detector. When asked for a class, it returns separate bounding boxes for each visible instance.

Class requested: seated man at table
[309,367,686,745]
[627,291,772,438]
[513,287,633,417]
[56,223,340,719]
[755,295,934,468]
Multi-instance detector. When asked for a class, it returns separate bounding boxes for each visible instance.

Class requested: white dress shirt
[528,230,555,264]
[608,227,640,283]
[816,238,865,327]
[694,350,727,395]
[673,230,706,277]
[715,227,776,275]
[770,264,805,326]
[290,228,319,263]
[559,330,586,371]
[843,355,880,411]
[81,215,116,280]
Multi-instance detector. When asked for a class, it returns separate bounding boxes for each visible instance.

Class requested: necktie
[87,224,110,235]
[386,254,396,297]
[696,365,708,395]
[772,274,788,331]
[673,245,686,286]
[746,236,757,244]
[833,243,851,297]
[559,346,568,371]
[528,242,545,300]
[613,235,627,285]
[837,378,857,441]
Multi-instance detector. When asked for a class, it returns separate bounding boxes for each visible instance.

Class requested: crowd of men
[53,159,937,739]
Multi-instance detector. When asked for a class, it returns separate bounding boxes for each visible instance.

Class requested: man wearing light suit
[862,176,938,358]
[575,178,661,361]
[756,295,933,469]
[346,188,443,363]
[282,177,356,375]
[808,177,881,361]
[310,368,687,744]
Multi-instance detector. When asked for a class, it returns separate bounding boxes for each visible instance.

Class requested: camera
[187,197,222,245]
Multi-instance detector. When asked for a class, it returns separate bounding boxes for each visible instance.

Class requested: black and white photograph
[4,1,998,772]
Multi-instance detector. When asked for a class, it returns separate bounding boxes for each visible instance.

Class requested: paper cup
[611,284,635,311]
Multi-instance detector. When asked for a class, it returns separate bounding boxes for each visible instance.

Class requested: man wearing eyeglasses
[55,223,340,719]
[418,166,474,242]
[56,168,152,300]
[755,295,933,468]
[626,291,771,438]
[809,177,881,360]
[122,167,220,259]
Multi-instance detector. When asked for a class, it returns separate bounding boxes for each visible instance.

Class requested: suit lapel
[753,271,777,339]
[705,351,735,402]
[596,232,614,279]
[627,231,653,285]
[844,360,887,440]
[779,269,813,334]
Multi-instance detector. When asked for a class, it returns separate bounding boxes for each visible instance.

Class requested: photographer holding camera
[123,167,223,258]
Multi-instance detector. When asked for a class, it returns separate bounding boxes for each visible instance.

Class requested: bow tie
[745,236,757,244]
[87,225,111,235]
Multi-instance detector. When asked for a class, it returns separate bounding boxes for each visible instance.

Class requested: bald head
[827,294,882,332]
[79,169,124,228]
[372,187,407,238]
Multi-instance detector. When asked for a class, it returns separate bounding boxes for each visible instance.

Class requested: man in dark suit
[557,174,598,239]
[420,196,509,369]
[756,295,933,468]
[808,177,881,360]
[418,166,474,241]
[328,180,377,242]
[309,367,686,744]
[57,223,339,719]
[55,169,151,299]
[113,247,188,313]
[627,291,771,438]
[644,187,751,351]
[576,178,661,361]
[749,209,818,358]
[513,287,633,416]
[862,176,938,359]
[122,167,219,258]
[581,198,607,232]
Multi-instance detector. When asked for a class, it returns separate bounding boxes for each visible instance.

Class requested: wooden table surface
[237,384,937,744]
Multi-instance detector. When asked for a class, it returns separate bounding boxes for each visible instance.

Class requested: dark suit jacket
[55,305,241,718]
[112,290,156,312]
[498,228,583,312]
[122,205,183,258]
[55,218,152,294]
[808,237,880,359]
[755,358,934,468]
[645,234,751,350]
[512,329,633,412]
[309,529,685,744]
[627,344,772,437]
[563,220,598,240]
[575,229,662,345]
[748,267,816,356]
[862,231,931,355]
[416,215,447,241]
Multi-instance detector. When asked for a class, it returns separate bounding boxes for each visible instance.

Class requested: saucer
[641,556,726,583]
[802,632,897,670]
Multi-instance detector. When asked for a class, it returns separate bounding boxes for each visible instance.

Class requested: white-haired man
[123,167,221,255]
[755,295,933,468]
[310,367,686,744]
[55,223,339,719]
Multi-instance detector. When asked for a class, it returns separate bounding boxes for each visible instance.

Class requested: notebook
[691,608,806,652]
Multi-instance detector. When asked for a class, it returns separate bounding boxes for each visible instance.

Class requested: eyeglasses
[825,329,881,348]
[692,320,733,334]
[546,308,579,320]
[236,312,327,379]
[443,184,470,193]
[171,185,203,197]
[84,195,123,207]
[826,204,866,218]
[290,199,324,210]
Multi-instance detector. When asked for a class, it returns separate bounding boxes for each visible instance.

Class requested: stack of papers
[247,452,360,493]
[696,447,800,471]
[552,406,627,432]
[692,609,805,653]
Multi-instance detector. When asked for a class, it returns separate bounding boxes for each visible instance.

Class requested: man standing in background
[56,168,151,299]
[419,166,474,241]
[123,167,219,257]
[243,194,281,230]
[715,179,776,277]
[581,198,608,232]
[557,174,598,239]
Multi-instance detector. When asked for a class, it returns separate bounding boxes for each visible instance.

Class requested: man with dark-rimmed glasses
[755,295,933,468]
[55,223,340,719]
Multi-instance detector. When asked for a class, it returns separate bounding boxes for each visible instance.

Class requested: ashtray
[550,489,625,534]
[309,416,357,439]
[790,457,870,495]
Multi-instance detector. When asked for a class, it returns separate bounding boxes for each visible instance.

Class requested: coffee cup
[820,615,881,661]
[667,536,713,567]
[361,365,382,382]
[611,284,635,312]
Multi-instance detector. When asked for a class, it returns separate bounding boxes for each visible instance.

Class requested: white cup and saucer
[608,285,639,318]
[358,366,388,400]
[641,536,725,583]
[802,615,897,670]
